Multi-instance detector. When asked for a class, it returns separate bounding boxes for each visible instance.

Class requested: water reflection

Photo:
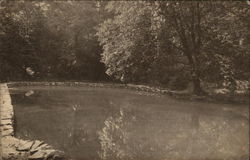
[98,108,189,160]
[98,108,128,160]
[10,87,249,160]
[98,107,249,160]
[25,90,35,97]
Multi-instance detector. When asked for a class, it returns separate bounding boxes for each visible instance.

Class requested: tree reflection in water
[98,106,249,160]
[98,108,166,160]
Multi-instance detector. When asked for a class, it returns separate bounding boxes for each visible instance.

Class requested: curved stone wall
[0,83,64,160]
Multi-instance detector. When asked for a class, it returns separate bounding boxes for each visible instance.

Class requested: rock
[45,151,64,160]
[31,144,52,153]
[1,124,13,130]
[0,119,12,125]
[1,128,14,136]
[30,140,45,153]
[214,88,229,94]
[16,140,34,151]
[1,112,13,119]
[25,90,34,97]
[28,150,56,160]
[45,150,64,160]
[1,106,13,112]
[28,150,48,160]
[2,137,22,159]
[161,90,170,94]
[2,136,64,160]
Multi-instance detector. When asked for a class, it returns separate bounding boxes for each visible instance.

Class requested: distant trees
[0,0,40,80]
[0,0,107,81]
[45,1,107,80]
[97,1,249,95]
[0,1,249,94]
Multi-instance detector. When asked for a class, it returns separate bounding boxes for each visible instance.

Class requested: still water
[9,86,249,160]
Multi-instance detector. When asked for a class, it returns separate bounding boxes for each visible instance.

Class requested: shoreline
[0,83,64,160]
[7,81,249,105]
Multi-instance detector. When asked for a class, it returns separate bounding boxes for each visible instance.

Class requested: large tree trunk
[185,51,206,95]
[192,71,204,95]
[170,2,206,95]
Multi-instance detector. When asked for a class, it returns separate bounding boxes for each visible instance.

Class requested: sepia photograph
[0,1,249,160]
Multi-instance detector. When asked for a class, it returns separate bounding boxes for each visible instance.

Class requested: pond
[9,85,249,160]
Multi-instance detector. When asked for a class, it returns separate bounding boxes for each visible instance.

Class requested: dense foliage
[0,0,107,81]
[97,1,249,94]
[0,1,249,94]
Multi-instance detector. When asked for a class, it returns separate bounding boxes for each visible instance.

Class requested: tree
[97,2,168,83]
[98,1,249,95]
[0,0,108,81]
[43,1,107,80]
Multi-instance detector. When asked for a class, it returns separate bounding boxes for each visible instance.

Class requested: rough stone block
[30,140,45,153]
[16,140,34,151]
[0,119,12,126]
[1,128,14,136]
[1,124,13,131]
[28,149,56,160]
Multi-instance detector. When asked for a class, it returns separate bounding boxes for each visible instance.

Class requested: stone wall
[7,81,171,94]
[8,81,250,104]
[0,83,64,160]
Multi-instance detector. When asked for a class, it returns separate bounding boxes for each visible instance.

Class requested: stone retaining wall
[0,83,64,160]
[7,81,172,94]
[7,81,206,100]
[7,81,249,105]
